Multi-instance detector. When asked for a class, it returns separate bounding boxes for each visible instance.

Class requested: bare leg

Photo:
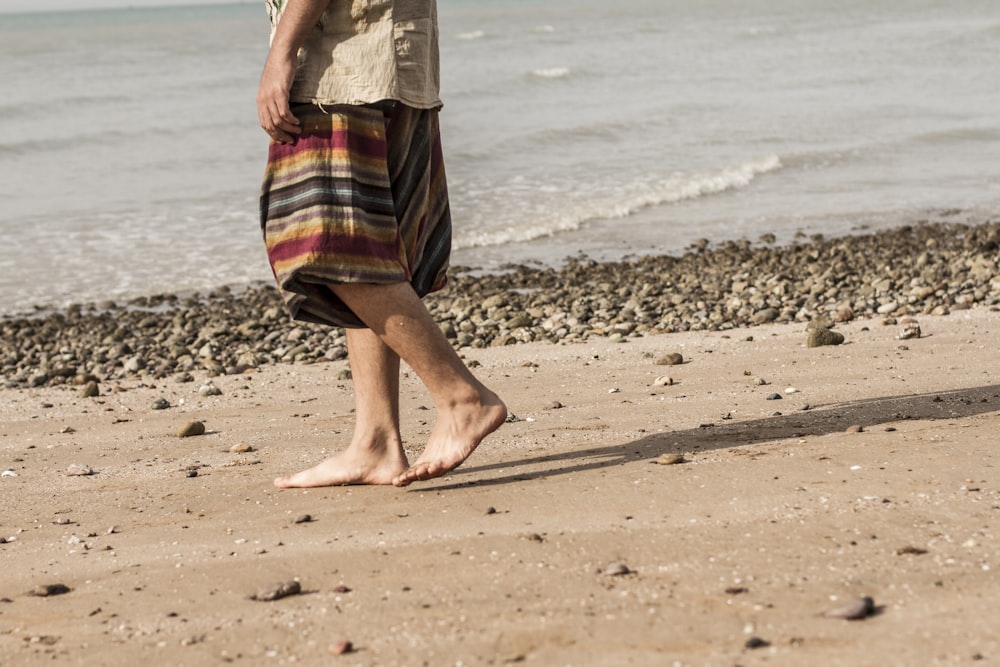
[274,328,410,487]
[329,282,507,487]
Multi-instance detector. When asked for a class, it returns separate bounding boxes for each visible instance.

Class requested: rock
[899,318,921,340]
[329,640,354,656]
[655,453,685,465]
[66,464,94,476]
[603,562,631,576]
[653,375,674,387]
[823,596,876,620]
[833,305,854,322]
[176,421,206,438]
[807,327,845,348]
[79,381,100,398]
[229,443,254,454]
[186,470,198,478]
[151,398,171,410]
[745,637,770,649]
[846,425,864,433]
[656,353,684,366]
[766,393,782,401]
[28,584,72,597]
[751,307,779,324]
[293,514,313,524]
[198,384,223,397]
[544,401,564,410]
[253,579,302,602]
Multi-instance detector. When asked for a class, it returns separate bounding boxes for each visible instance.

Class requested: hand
[256,50,302,144]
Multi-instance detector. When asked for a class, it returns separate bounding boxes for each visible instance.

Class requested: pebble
[186,470,198,478]
[604,562,631,576]
[899,318,922,340]
[66,464,94,476]
[807,327,845,348]
[766,393,783,401]
[293,514,313,524]
[544,401,564,410]
[79,381,99,398]
[198,384,223,397]
[655,453,686,465]
[151,398,171,410]
[656,353,684,366]
[745,637,771,649]
[846,425,864,433]
[329,640,354,656]
[229,443,254,453]
[823,596,876,620]
[2,469,18,478]
[176,421,206,438]
[28,584,72,597]
[653,375,674,387]
[252,579,302,602]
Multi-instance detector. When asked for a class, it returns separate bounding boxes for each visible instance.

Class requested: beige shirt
[268,0,441,109]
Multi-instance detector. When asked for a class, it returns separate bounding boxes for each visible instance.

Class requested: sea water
[1,0,998,314]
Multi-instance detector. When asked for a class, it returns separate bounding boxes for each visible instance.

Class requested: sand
[2,307,998,666]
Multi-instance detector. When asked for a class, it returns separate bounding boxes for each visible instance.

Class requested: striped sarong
[260,101,451,328]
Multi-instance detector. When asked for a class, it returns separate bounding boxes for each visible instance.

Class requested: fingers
[258,100,302,144]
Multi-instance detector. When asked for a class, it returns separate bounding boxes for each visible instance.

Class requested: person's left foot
[393,390,507,487]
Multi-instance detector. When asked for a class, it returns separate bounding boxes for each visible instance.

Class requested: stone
[66,464,94,476]
[899,318,921,340]
[177,421,206,438]
[79,381,100,398]
[807,327,845,348]
[824,596,875,620]
[253,579,301,602]
[656,353,684,366]
[751,307,779,324]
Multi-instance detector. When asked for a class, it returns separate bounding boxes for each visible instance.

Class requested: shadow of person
[424,383,1000,490]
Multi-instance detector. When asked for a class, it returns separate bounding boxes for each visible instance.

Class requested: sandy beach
[2,295,998,665]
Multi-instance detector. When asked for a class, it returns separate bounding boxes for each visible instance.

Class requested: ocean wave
[530,67,572,79]
[453,155,783,250]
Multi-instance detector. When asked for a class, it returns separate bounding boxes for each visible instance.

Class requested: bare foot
[274,440,408,488]
[393,391,507,487]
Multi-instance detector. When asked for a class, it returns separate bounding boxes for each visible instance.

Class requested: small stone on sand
[655,453,685,465]
[329,640,354,656]
[176,421,206,438]
[807,327,845,348]
[28,584,71,597]
[252,579,301,602]
[604,562,630,576]
[66,464,94,476]
[823,596,876,620]
[656,353,684,366]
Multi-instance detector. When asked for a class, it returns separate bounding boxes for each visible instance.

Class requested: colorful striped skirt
[259,101,451,328]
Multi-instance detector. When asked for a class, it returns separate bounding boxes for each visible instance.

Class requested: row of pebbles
[2,221,998,389]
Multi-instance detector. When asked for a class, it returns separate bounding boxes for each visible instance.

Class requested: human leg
[273,327,409,488]
[328,281,507,486]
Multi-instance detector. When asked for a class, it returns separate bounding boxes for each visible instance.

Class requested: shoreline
[2,219,997,390]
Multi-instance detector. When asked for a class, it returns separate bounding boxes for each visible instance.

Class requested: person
[256,0,507,488]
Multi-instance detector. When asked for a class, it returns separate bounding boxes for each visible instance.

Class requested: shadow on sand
[428,384,1000,490]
